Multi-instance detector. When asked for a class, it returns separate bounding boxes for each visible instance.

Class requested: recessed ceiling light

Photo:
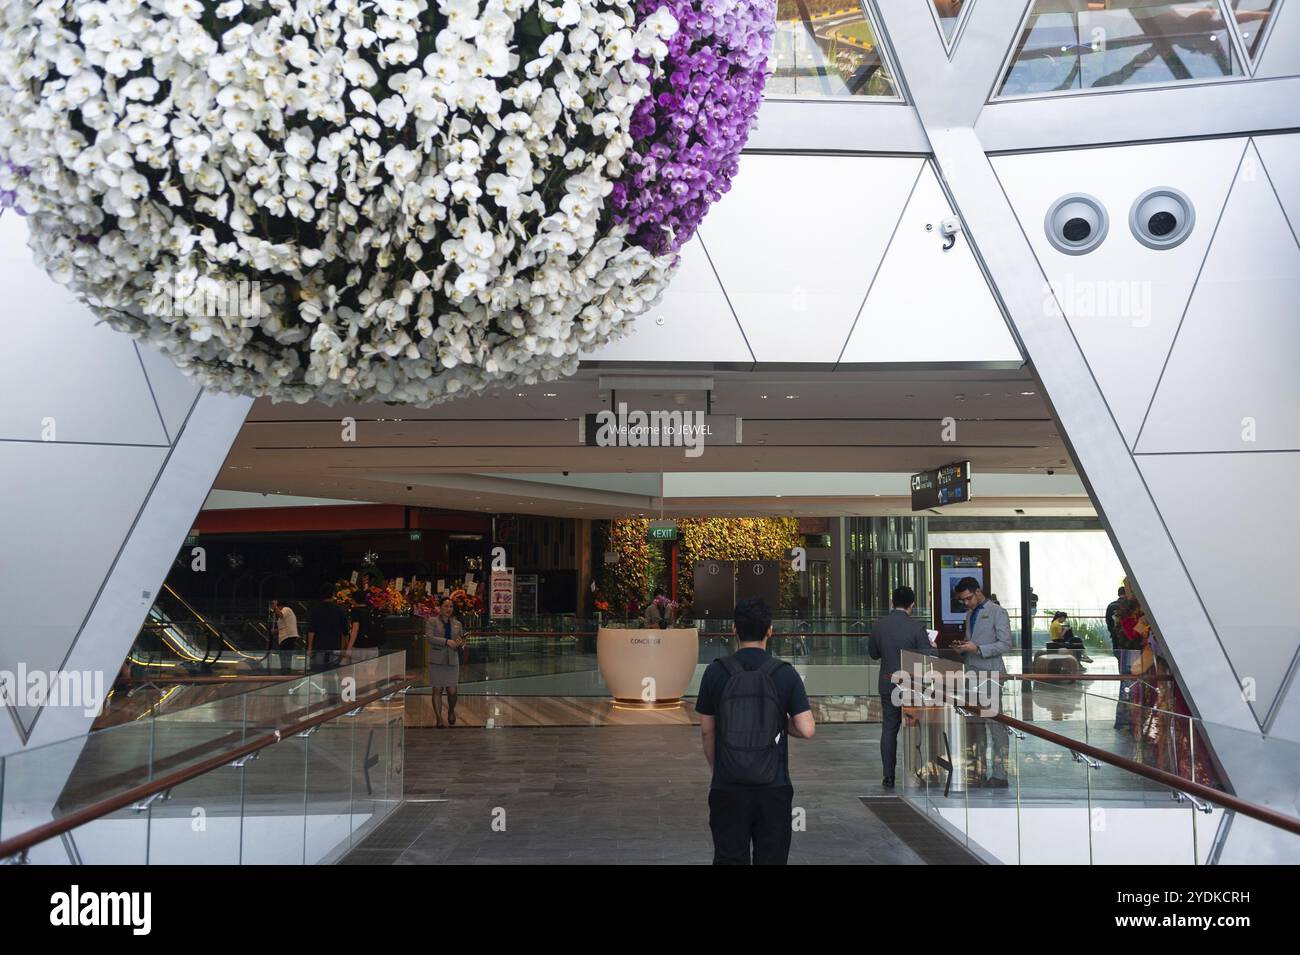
[785,394,798,399]
[543,393,557,397]
[760,394,768,399]
[1020,391,1036,396]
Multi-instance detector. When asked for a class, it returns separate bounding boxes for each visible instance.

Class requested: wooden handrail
[0,676,413,861]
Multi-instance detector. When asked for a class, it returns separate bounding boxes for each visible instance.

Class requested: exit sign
[647,520,678,542]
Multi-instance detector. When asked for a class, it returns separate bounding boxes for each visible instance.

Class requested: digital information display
[911,461,972,511]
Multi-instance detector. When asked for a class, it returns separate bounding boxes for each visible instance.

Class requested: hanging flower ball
[614,0,774,255]
[0,0,774,405]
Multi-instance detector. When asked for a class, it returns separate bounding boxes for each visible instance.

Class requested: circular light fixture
[1129,187,1195,250]
[1045,193,1108,255]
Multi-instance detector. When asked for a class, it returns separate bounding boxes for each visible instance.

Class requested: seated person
[1047,611,1092,663]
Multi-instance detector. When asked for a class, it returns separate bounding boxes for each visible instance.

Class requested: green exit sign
[647,521,678,542]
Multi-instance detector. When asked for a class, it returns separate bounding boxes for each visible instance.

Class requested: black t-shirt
[695,647,811,790]
[308,601,350,652]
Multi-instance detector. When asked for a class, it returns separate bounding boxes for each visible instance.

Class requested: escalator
[127,584,275,674]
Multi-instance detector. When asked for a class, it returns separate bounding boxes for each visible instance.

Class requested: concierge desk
[597,627,698,705]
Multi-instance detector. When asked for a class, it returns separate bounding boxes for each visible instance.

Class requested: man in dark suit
[868,586,935,788]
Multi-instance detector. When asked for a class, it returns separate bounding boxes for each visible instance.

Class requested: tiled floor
[342,723,937,865]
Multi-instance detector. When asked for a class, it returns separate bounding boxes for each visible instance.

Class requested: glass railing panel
[240,735,308,864]
[0,720,157,863]
[348,695,404,843]
[964,680,1020,863]
[145,755,244,864]
[1086,749,1199,865]
[1015,717,1093,864]
[148,686,251,784]
[303,714,355,864]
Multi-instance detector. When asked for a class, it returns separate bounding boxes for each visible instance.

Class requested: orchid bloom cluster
[613,0,774,255]
[0,0,765,404]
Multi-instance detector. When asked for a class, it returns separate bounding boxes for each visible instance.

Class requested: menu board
[490,570,514,620]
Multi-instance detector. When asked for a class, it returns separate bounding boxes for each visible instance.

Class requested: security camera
[406,485,413,491]
[562,470,569,476]
[939,216,962,251]
[1047,469,1056,476]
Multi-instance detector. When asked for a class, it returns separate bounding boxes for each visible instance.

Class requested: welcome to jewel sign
[0,0,775,405]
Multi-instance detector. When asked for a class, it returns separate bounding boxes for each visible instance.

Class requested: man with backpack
[696,598,815,865]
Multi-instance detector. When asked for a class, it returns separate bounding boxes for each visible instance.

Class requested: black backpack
[716,655,789,786]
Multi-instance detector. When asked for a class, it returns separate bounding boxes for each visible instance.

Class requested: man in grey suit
[868,586,934,788]
[951,576,1013,786]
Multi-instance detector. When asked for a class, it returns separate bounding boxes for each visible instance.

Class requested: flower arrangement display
[447,587,484,617]
[0,0,774,405]
[413,593,440,618]
[328,579,359,605]
[367,582,409,614]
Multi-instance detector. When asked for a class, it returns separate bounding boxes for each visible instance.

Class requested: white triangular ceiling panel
[0,214,169,447]
[581,233,753,365]
[840,163,1019,364]
[1254,132,1300,247]
[992,138,1246,448]
[0,442,167,738]
[1138,142,1300,453]
[698,154,924,364]
[135,342,201,443]
[1137,451,1300,724]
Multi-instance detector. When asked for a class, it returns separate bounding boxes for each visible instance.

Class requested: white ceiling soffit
[991,137,1246,449]
[1137,141,1300,453]
[839,162,1020,365]
[1137,451,1300,726]
[580,231,754,365]
[0,215,169,447]
[0,442,167,739]
[1253,0,1300,78]
[1253,132,1300,245]
[695,153,925,364]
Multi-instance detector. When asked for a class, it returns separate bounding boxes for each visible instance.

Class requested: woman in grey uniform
[425,597,465,727]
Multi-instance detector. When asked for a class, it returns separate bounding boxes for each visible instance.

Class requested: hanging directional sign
[911,461,972,510]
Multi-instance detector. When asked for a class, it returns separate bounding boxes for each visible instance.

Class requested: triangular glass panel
[766,0,901,99]
[997,0,1244,98]
[1230,0,1281,64]
[931,0,971,52]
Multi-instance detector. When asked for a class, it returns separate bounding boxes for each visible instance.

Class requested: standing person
[644,588,666,629]
[1105,586,1126,654]
[425,597,465,728]
[951,576,1013,787]
[271,598,302,673]
[867,586,934,788]
[306,583,351,671]
[695,598,815,865]
[350,574,377,651]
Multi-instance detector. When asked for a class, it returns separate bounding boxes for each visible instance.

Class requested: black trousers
[708,785,794,865]
[880,694,902,779]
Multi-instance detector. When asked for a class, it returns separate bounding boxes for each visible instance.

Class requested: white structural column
[872,0,1297,859]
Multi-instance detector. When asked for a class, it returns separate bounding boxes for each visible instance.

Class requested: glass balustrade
[0,650,407,865]
[896,650,1300,864]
